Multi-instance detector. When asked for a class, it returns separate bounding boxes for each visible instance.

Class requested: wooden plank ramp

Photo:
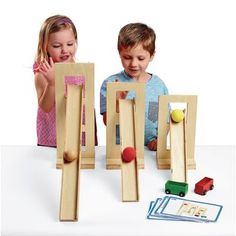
[170,116,187,183]
[119,99,139,202]
[60,85,82,221]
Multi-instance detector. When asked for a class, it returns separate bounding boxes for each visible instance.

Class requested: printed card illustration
[147,198,184,221]
[147,196,223,223]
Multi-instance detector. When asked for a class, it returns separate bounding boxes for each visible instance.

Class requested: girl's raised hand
[38,57,55,86]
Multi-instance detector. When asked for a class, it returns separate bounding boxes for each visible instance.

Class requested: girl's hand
[147,139,157,151]
[38,57,55,86]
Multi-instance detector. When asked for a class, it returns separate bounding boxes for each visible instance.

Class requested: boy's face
[47,28,77,63]
[119,43,154,79]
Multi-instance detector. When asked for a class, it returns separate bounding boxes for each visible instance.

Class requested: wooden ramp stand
[55,63,95,170]
[59,85,82,221]
[119,99,139,202]
[170,113,187,183]
[157,95,197,170]
[106,82,145,169]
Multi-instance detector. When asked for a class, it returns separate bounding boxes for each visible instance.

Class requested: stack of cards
[147,196,223,223]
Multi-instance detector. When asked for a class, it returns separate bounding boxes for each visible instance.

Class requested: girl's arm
[34,58,55,112]
[35,72,55,112]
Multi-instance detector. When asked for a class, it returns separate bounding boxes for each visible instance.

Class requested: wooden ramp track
[60,85,82,221]
[170,116,187,183]
[119,99,139,202]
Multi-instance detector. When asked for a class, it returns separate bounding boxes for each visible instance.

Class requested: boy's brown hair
[117,23,156,56]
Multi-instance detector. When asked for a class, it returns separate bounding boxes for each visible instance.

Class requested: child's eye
[123,56,131,60]
[52,45,61,48]
[67,43,74,46]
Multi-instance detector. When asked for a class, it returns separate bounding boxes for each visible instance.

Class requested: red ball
[122,147,136,163]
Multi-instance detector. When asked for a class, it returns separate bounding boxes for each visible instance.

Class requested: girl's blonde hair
[118,23,156,56]
[35,15,77,63]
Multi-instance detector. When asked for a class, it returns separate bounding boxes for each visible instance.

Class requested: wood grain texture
[170,117,187,182]
[119,99,139,201]
[55,63,95,169]
[106,82,145,169]
[157,95,197,170]
[60,85,82,221]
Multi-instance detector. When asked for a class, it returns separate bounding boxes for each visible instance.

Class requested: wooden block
[119,99,139,202]
[59,85,82,221]
[170,116,187,182]
[106,82,145,169]
[55,63,95,169]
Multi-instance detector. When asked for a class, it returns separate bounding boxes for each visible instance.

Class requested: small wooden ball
[63,151,77,162]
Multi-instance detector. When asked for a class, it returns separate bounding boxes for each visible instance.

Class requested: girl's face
[47,28,77,63]
[119,43,154,79]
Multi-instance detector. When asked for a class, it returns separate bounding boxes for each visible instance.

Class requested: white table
[1,145,235,236]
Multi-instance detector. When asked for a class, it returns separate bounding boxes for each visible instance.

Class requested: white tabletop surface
[1,145,235,236]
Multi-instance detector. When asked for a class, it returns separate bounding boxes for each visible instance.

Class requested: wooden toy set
[54,63,203,222]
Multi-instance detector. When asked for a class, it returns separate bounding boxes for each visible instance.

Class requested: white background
[0,0,236,146]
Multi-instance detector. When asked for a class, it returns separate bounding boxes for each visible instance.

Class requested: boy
[100,23,168,151]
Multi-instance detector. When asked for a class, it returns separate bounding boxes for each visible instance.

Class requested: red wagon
[194,177,214,195]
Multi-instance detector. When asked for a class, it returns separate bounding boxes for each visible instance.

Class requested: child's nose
[61,45,68,53]
[130,59,138,67]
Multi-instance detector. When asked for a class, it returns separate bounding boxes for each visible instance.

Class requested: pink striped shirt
[37,106,56,146]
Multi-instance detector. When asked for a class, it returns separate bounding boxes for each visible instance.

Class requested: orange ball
[122,147,136,163]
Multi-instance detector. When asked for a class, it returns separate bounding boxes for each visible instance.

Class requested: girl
[34,15,78,147]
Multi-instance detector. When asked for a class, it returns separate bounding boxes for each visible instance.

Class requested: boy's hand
[115,79,128,113]
[147,139,157,151]
[38,57,55,86]
[102,112,107,125]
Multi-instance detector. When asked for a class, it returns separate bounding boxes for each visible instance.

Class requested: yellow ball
[171,109,185,123]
